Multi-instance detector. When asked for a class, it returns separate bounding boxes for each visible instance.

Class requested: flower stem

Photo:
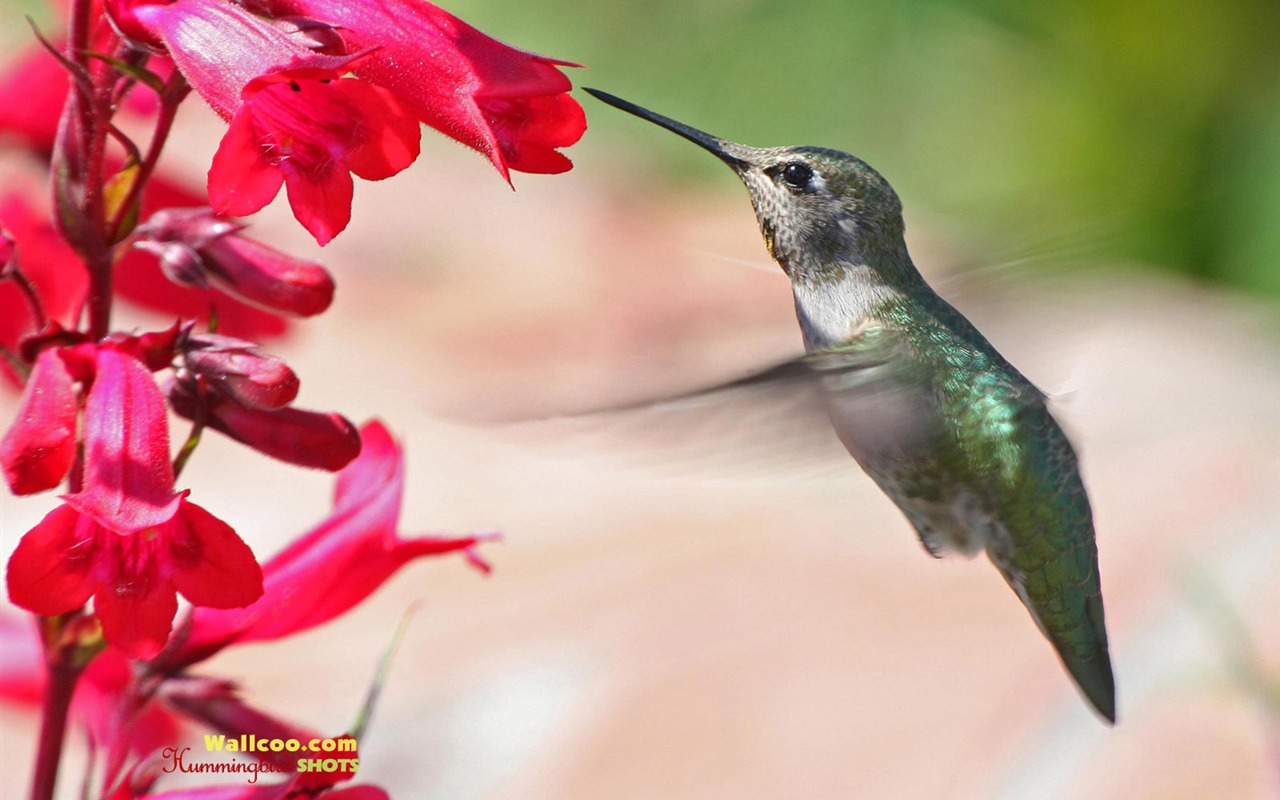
[2,261,48,330]
[109,71,190,243]
[29,644,82,800]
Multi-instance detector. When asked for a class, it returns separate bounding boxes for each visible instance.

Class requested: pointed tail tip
[1068,655,1117,725]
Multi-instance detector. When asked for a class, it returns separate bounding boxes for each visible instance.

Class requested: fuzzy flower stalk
[1,0,582,796]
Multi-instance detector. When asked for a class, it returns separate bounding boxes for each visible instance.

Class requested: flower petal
[1,348,78,494]
[6,504,96,616]
[168,499,263,609]
[168,421,493,666]
[65,349,181,533]
[208,111,285,218]
[282,159,353,246]
[94,575,180,661]
[132,0,351,119]
[280,0,585,177]
[334,81,422,181]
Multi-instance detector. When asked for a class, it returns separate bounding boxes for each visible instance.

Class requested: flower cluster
[1,0,581,796]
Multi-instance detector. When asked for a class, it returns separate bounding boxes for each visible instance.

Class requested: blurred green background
[450,0,1279,296]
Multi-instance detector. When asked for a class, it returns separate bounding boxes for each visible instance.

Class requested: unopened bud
[136,208,334,317]
[183,334,299,410]
[170,386,360,471]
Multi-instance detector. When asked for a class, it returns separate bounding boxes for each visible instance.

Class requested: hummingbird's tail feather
[1056,611,1117,724]
[1002,561,1116,723]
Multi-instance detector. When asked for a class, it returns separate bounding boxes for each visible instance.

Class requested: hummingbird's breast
[790,270,900,351]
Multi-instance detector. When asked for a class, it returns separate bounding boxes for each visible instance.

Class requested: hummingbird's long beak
[584,88,751,171]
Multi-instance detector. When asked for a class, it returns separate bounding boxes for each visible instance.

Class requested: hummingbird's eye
[780,162,814,190]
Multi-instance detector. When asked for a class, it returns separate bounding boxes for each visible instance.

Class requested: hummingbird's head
[585,89,912,287]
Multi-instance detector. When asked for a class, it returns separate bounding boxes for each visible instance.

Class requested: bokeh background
[2,1,1278,798]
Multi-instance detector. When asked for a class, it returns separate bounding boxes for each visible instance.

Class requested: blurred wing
[809,327,941,462]
[489,326,941,480]
[490,358,854,478]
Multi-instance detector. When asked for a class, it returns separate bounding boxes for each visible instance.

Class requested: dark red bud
[184,336,299,410]
[201,235,335,317]
[170,388,360,471]
[135,208,334,317]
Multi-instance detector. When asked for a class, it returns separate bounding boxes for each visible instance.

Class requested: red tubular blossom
[280,0,586,177]
[1,349,78,494]
[132,0,353,119]
[167,421,496,667]
[6,350,263,659]
[208,71,421,244]
[132,0,421,243]
[135,208,335,316]
[169,386,361,471]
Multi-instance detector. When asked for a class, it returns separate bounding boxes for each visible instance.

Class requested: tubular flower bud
[168,381,361,471]
[181,333,300,410]
[135,208,334,316]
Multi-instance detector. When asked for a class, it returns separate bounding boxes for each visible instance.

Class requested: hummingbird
[584,88,1116,723]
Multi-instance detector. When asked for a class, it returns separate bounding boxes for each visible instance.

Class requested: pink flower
[1,348,78,494]
[278,0,586,177]
[6,349,263,659]
[166,420,496,667]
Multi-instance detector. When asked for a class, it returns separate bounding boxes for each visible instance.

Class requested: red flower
[1,348,78,494]
[208,71,421,245]
[0,43,68,153]
[6,349,263,659]
[167,420,495,667]
[132,0,421,244]
[279,0,586,177]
